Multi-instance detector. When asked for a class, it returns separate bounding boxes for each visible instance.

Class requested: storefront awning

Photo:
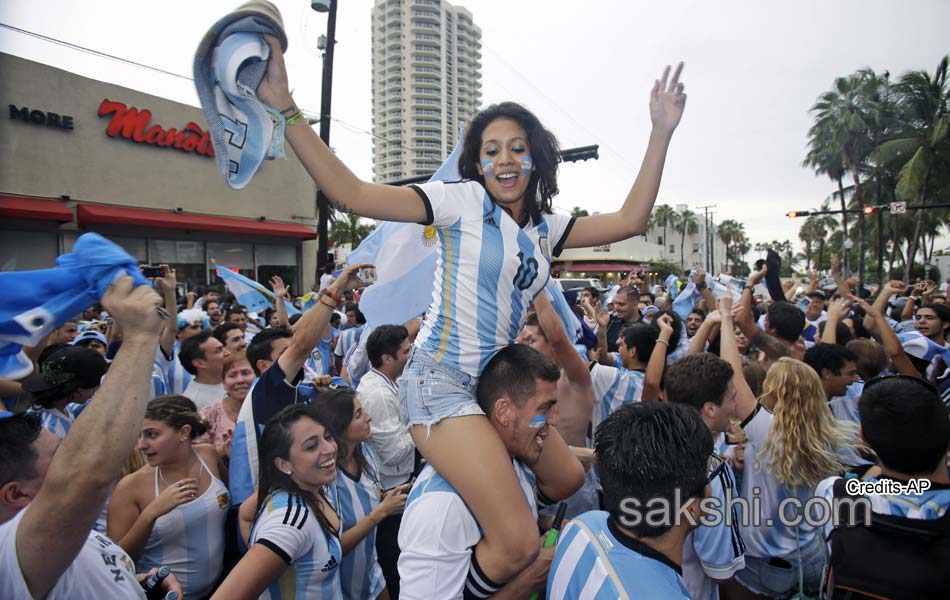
[77,204,317,239]
[0,195,73,222]
[556,261,640,273]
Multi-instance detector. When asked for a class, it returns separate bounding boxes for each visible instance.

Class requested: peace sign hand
[650,62,687,134]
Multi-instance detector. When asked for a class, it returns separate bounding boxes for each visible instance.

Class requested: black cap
[21,346,108,393]
[805,290,826,301]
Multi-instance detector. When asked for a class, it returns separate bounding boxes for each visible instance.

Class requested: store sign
[9,104,74,130]
[97,99,214,158]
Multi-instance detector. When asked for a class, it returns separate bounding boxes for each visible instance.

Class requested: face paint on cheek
[481,158,496,179]
[528,415,547,429]
[520,156,533,177]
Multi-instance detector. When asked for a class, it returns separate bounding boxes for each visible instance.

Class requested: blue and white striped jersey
[328,446,386,600]
[250,491,342,600]
[304,334,334,381]
[155,343,192,396]
[37,406,78,439]
[410,180,575,377]
[829,380,864,425]
[589,364,644,434]
[333,326,363,360]
[548,511,691,599]
[683,454,746,600]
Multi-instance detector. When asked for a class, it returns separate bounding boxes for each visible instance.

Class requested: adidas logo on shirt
[321,555,338,573]
[483,216,498,227]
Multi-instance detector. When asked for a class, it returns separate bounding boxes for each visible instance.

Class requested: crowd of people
[1,21,948,600]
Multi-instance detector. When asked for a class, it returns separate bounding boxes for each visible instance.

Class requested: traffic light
[863,206,876,215]
[786,210,809,218]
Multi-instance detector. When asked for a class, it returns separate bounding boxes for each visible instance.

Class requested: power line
[0,22,193,82]
[0,21,448,164]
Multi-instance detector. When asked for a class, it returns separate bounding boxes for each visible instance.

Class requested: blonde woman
[734,358,858,598]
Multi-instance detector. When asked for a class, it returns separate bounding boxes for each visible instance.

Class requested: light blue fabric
[193,1,288,189]
[0,233,148,379]
[214,264,299,315]
[345,132,463,329]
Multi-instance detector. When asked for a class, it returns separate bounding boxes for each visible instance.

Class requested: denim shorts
[736,531,826,598]
[397,346,483,429]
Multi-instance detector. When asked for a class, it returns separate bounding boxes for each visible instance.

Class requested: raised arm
[865,280,903,332]
[532,293,594,447]
[642,314,673,402]
[903,281,923,322]
[17,277,163,599]
[562,64,686,247]
[853,295,921,377]
[278,263,372,378]
[687,310,721,356]
[593,307,614,367]
[830,254,852,299]
[269,275,290,329]
[257,37,426,223]
[718,296,757,423]
[808,270,819,292]
[821,298,851,345]
[156,264,179,358]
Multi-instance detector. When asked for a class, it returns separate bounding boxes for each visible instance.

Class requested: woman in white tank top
[108,394,230,599]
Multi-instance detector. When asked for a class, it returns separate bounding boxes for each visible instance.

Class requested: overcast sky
[2,0,948,255]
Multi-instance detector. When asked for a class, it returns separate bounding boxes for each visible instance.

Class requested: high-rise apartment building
[371,0,482,182]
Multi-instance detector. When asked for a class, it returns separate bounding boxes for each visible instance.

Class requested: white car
[554,277,606,294]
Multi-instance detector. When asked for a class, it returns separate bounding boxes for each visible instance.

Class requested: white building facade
[371,0,482,182]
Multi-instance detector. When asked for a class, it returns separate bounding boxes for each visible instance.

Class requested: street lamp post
[313,0,337,280]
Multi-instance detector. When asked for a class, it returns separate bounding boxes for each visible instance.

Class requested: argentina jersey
[589,364,644,434]
[328,446,386,600]
[250,491,342,599]
[36,406,76,439]
[410,180,575,377]
[304,334,334,381]
[548,511,691,599]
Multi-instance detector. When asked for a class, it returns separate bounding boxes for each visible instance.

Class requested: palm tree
[653,204,677,254]
[807,69,888,282]
[798,218,817,270]
[329,213,374,249]
[676,208,699,268]
[717,219,744,273]
[874,55,950,280]
[570,206,590,218]
[810,208,839,273]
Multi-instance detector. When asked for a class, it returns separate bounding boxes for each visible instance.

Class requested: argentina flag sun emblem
[421,225,438,247]
[538,236,550,261]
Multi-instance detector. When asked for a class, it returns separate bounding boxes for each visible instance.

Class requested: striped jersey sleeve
[411,180,575,377]
[333,446,386,600]
[589,364,644,433]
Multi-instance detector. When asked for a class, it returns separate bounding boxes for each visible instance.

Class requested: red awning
[0,195,73,222]
[558,261,639,273]
[77,204,316,239]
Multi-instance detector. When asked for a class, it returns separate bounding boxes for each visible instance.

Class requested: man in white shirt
[0,276,181,599]
[398,344,585,600]
[179,330,226,410]
[358,324,413,598]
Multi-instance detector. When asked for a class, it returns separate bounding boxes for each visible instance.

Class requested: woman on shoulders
[256,35,686,588]
[108,394,229,599]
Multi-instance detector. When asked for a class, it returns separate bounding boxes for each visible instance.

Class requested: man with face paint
[398,344,584,600]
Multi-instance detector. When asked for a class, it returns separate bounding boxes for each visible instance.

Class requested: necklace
[157,451,201,489]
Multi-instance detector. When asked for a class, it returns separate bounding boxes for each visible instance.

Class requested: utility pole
[314,0,337,279]
[697,204,716,273]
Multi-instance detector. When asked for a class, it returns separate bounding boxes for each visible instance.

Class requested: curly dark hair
[459,102,560,225]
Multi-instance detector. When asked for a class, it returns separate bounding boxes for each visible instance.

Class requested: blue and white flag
[898,331,950,367]
[214,262,299,316]
[0,233,149,379]
[671,268,699,320]
[542,279,583,344]
[711,274,746,302]
[345,134,463,328]
[664,274,681,301]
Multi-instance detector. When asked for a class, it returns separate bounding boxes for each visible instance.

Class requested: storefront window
[207,242,254,286]
[149,239,206,291]
[256,244,300,294]
[0,230,58,271]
